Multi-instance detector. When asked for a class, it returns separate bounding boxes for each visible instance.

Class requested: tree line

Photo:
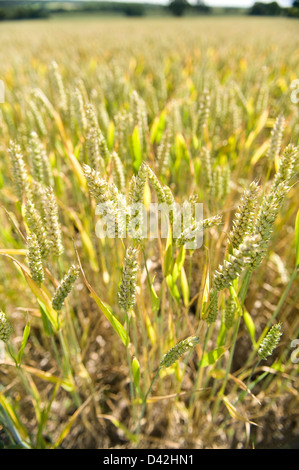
[0,1,298,21]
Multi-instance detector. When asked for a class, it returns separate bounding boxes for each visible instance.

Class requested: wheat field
[0,16,298,450]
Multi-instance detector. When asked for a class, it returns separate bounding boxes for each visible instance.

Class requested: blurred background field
[0,13,298,449]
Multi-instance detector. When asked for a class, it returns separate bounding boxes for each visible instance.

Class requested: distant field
[0,16,298,450]
[0,16,298,64]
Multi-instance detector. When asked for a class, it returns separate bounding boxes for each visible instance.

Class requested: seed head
[32,88,55,119]
[118,246,139,312]
[111,151,126,193]
[145,163,167,204]
[176,214,222,247]
[44,187,64,257]
[160,336,200,368]
[0,311,13,343]
[273,144,298,190]
[128,164,148,241]
[25,199,50,259]
[73,87,87,132]
[132,162,148,204]
[85,103,99,131]
[212,235,259,291]
[50,60,68,115]
[28,131,46,184]
[266,114,285,161]
[131,90,148,152]
[156,128,171,176]
[196,88,210,137]
[8,140,29,200]
[128,175,137,206]
[223,296,237,329]
[229,181,260,250]
[84,127,105,174]
[201,147,214,196]
[28,99,47,136]
[205,289,219,324]
[258,323,282,361]
[83,164,109,204]
[214,164,230,200]
[27,233,44,286]
[52,265,80,311]
[96,127,111,164]
[250,182,288,269]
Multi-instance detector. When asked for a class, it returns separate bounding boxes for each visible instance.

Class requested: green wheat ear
[223,296,237,330]
[118,246,139,313]
[44,186,64,257]
[258,323,282,361]
[25,198,50,259]
[27,233,44,287]
[84,126,105,174]
[83,164,109,204]
[28,131,54,187]
[266,114,285,162]
[160,336,200,368]
[8,140,29,200]
[156,128,171,176]
[212,234,260,292]
[196,88,210,137]
[52,265,80,311]
[0,311,13,343]
[250,182,289,269]
[144,163,167,204]
[273,144,298,190]
[176,214,222,247]
[205,289,219,324]
[28,131,45,184]
[229,181,260,250]
[111,150,126,193]
[200,147,214,197]
[49,60,67,115]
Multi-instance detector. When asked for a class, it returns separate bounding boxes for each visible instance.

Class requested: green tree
[288,0,299,16]
[169,0,189,17]
[249,2,282,16]
[123,4,145,16]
